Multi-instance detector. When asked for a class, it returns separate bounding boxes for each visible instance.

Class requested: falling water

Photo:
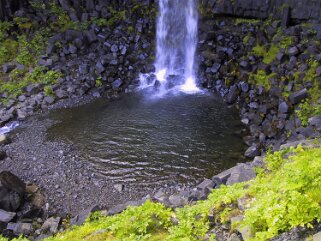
[140,0,200,94]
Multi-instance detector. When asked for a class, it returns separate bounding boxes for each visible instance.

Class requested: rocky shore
[1,0,321,240]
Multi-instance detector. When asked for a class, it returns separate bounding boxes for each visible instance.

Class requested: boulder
[168,194,188,207]
[244,145,260,158]
[226,164,256,185]
[288,89,308,104]
[7,222,32,235]
[0,171,25,212]
[71,205,100,226]
[0,135,10,145]
[112,79,123,90]
[41,217,61,234]
[288,46,299,56]
[308,116,321,130]
[226,85,239,104]
[0,209,16,223]
[278,101,289,113]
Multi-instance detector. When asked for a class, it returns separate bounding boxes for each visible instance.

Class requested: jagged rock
[41,217,61,234]
[278,101,289,113]
[84,30,97,44]
[7,222,32,235]
[196,179,214,193]
[0,150,6,161]
[288,89,308,104]
[313,231,321,241]
[112,79,123,90]
[108,200,144,216]
[0,209,16,223]
[0,171,25,212]
[43,96,55,105]
[71,205,100,226]
[244,145,260,158]
[154,189,169,203]
[95,62,105,74]
[226,85,238,104]
[288,46,299,56]
[226,164,256,185]
[308,116,321,130]
[0,135,10,145]
[281,6,290,29]
[79,64,89,75]
[228,233,242,241]
[210,63,221,73]
[168,194,188,207]
[2,63,15,73]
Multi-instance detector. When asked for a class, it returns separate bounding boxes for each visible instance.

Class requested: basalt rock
[0,171,26,212]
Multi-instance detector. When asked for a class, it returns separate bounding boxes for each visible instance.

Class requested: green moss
[235,18,261,25]
[252,44,279,64]
[249,70,277,90]
[295,59,321,126]
[0,39,18,65]
[243,34,251,44]
[1,67,60,100]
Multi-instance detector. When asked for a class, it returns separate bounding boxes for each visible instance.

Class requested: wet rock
[0,135,10,145]
[226,164,256,185]
[7,222,32,235]
[244,145,260,158]
[0,209,16,223]
[288,88,308,105]
[71,205,99,226]
[41,217,61,234]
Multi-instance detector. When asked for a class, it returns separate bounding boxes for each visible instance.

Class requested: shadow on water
[46,91,246,187]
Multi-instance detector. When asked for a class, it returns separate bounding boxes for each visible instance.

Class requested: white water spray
[140,0,200,94]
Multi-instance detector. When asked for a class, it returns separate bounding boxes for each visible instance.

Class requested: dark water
[47,92,246,187]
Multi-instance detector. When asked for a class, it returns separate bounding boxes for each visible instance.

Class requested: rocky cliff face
[205,0,321,22]
[0,0,154,21]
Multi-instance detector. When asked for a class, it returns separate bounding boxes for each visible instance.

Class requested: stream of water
[140,0,199,94]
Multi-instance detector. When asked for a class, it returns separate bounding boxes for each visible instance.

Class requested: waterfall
[139,0,200,94]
